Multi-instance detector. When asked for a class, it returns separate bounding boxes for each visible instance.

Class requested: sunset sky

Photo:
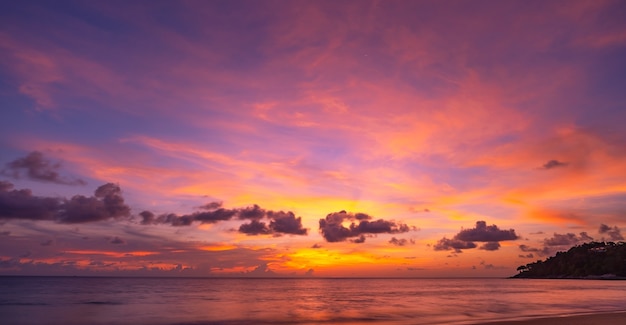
[1,0,625,277]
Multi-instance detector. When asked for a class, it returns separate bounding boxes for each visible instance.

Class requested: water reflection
[0,277,625,324]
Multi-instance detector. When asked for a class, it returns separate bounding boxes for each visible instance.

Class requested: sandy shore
[474,311,626,325]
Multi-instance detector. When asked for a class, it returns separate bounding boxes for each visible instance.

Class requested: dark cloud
[389,237,414,246]
[144,203,308,236]
[351,235,366,243]
[479,241,501,251]
[239,220,271,235]
[479,261,506,270]
[519,244,544,253]
[520,230,598,257]
[197,202,223,210]
[139,210,156,225]
[455,221,518,242]
[579,231,594,241]
[237,204,265,220]
[542,159,568,169]
[434,221,518,252]
[192,208,237,224]
[518,244,553,257]
[144,206,235,226]
[268,211,308,235]
[110,236,125,244]
[3,151,86,185]
[0,181,130,223]
[518,253,534,258]
[354,213,372,220]
[544,232,586,246]
[0,181,13,192]
[58,183,131,223]
[311,244,322,248]
[0,181,61,221]
[318,210,412,243]
[434,237,477,252]
[599,224,624,241]
[0,181,308,238]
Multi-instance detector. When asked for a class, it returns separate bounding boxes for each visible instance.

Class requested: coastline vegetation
[513,241,626,279]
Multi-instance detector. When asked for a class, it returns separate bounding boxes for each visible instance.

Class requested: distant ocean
[1,277,625,325]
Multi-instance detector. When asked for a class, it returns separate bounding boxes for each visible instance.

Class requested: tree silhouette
[513,241,626,278]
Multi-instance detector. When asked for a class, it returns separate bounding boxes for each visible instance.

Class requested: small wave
[81,301,124,305]
[0,302,49,306]
[171,316,389,325]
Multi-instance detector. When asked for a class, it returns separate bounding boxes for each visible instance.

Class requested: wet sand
[475,311,626,325]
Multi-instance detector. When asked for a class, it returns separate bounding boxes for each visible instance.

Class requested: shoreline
[473,311,626,325]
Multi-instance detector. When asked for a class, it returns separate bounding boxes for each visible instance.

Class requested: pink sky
[1,0,625,277]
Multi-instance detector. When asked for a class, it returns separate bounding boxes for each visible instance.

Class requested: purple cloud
[541,159,568,170]
[3,151,85,185]
[599,224,624,241]
[318,210,412,243]
[434,221,518,252]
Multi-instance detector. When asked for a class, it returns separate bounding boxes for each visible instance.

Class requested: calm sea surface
[1,277,625,325]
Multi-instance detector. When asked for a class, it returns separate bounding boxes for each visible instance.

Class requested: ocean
[1,277,625,324]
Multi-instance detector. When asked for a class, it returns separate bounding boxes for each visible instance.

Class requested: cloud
[238,220,271,235]
[351,235,366,243]
[455,221,518,242]
[479,241,501,251]
[197,202,223,210]
[434,221,518,252]
[539,231,594,248]
[237,204,266,220]
[0,181,61,221]
[58,183,131,223]
[139,210,156,225]
[599,224,624,240]
[0,180,307,236]
[579,231,594,241]
[109,236,125,244]
[267,211,308,235]
[520,230,599,257]
[433,237,477,252]
[142,206,238,226]
[519,244,546,254]
[144,203,307,236]
[318,210,412,243]
[245,263,277,277]
[541,159,568,169]
[389,237,414,246]
[0,181,129,223]
[3,151,86,185]
[192,209,238,224]
[544,232,589,246]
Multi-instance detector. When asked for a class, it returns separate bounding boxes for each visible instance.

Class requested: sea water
[1,277,625,324]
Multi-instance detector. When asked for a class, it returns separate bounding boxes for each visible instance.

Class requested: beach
[477,312,626,325]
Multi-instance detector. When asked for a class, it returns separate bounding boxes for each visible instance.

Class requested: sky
[1,0,625,277]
